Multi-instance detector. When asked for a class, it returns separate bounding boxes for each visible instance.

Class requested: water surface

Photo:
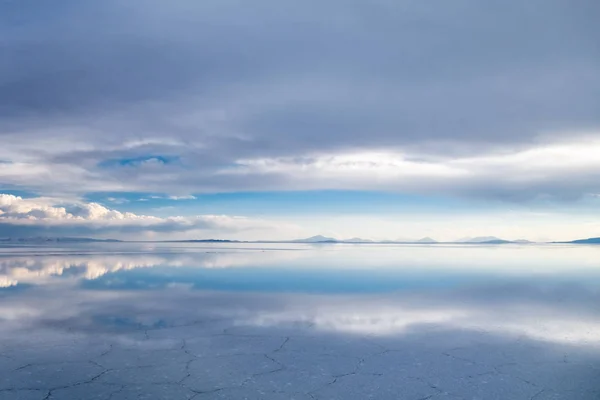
[1,243,599,399]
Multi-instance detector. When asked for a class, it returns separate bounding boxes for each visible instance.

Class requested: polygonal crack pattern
[1,323,599,400]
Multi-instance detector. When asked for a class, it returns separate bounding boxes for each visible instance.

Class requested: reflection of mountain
[0,251,303,287]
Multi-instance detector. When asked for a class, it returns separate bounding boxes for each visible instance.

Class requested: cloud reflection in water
[0,244,599,349]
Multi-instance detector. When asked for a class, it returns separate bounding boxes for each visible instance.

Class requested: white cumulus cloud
[0,194,285,237]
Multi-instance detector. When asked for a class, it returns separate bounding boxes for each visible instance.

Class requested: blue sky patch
[98,155,180,168]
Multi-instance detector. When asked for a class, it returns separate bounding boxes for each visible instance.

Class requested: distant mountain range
[415,237,437,243]
[457,236,503,243]
[0,237,121,243]
[291,235,338,243]
[288,236,529,244]
[0,235,530,245]
[141,236,600,245]
[163,239,241,243]
[344,237,375,243]
[2,235,599,245]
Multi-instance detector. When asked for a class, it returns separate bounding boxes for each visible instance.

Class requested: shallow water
[1,243,599,399]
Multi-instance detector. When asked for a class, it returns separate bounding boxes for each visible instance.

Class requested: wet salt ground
[0,243,599,399]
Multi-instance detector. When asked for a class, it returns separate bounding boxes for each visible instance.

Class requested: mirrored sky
[1,243,599,399]
[2,243,600,344]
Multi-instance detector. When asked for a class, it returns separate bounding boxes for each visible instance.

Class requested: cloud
[219,137,600,200]
[3,277,600,347]
[0,0,598,201]
[106,197,129,204]
[0,194,280,237]
[145,195,197,201]
[0,276,17,288]
[0,251,305,288]
[239,291,600,345]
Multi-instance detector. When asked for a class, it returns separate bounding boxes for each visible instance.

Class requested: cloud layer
[0,250,302,287]
[0,194,281,237]
[1,0,599,200]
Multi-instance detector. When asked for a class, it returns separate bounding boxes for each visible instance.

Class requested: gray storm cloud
[0,0,599,199]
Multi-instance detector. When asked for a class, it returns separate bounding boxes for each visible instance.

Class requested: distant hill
[0,237,121,243]
[166,239,241,243]
[455,237,534,245]
[456,236,504,243]
[293,236,381,243]
[476,239,513,244]
[513,239,533,244]
[292,235,338,243]
[0,235,544,245]
[415,237,437,244]
[343,237,374,243]
[566,237,600,244]
[290,235,531,244]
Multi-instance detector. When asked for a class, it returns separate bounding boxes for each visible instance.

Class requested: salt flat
[0,243,599,399]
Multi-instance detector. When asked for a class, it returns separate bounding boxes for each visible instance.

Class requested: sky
[1,0,599,242]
